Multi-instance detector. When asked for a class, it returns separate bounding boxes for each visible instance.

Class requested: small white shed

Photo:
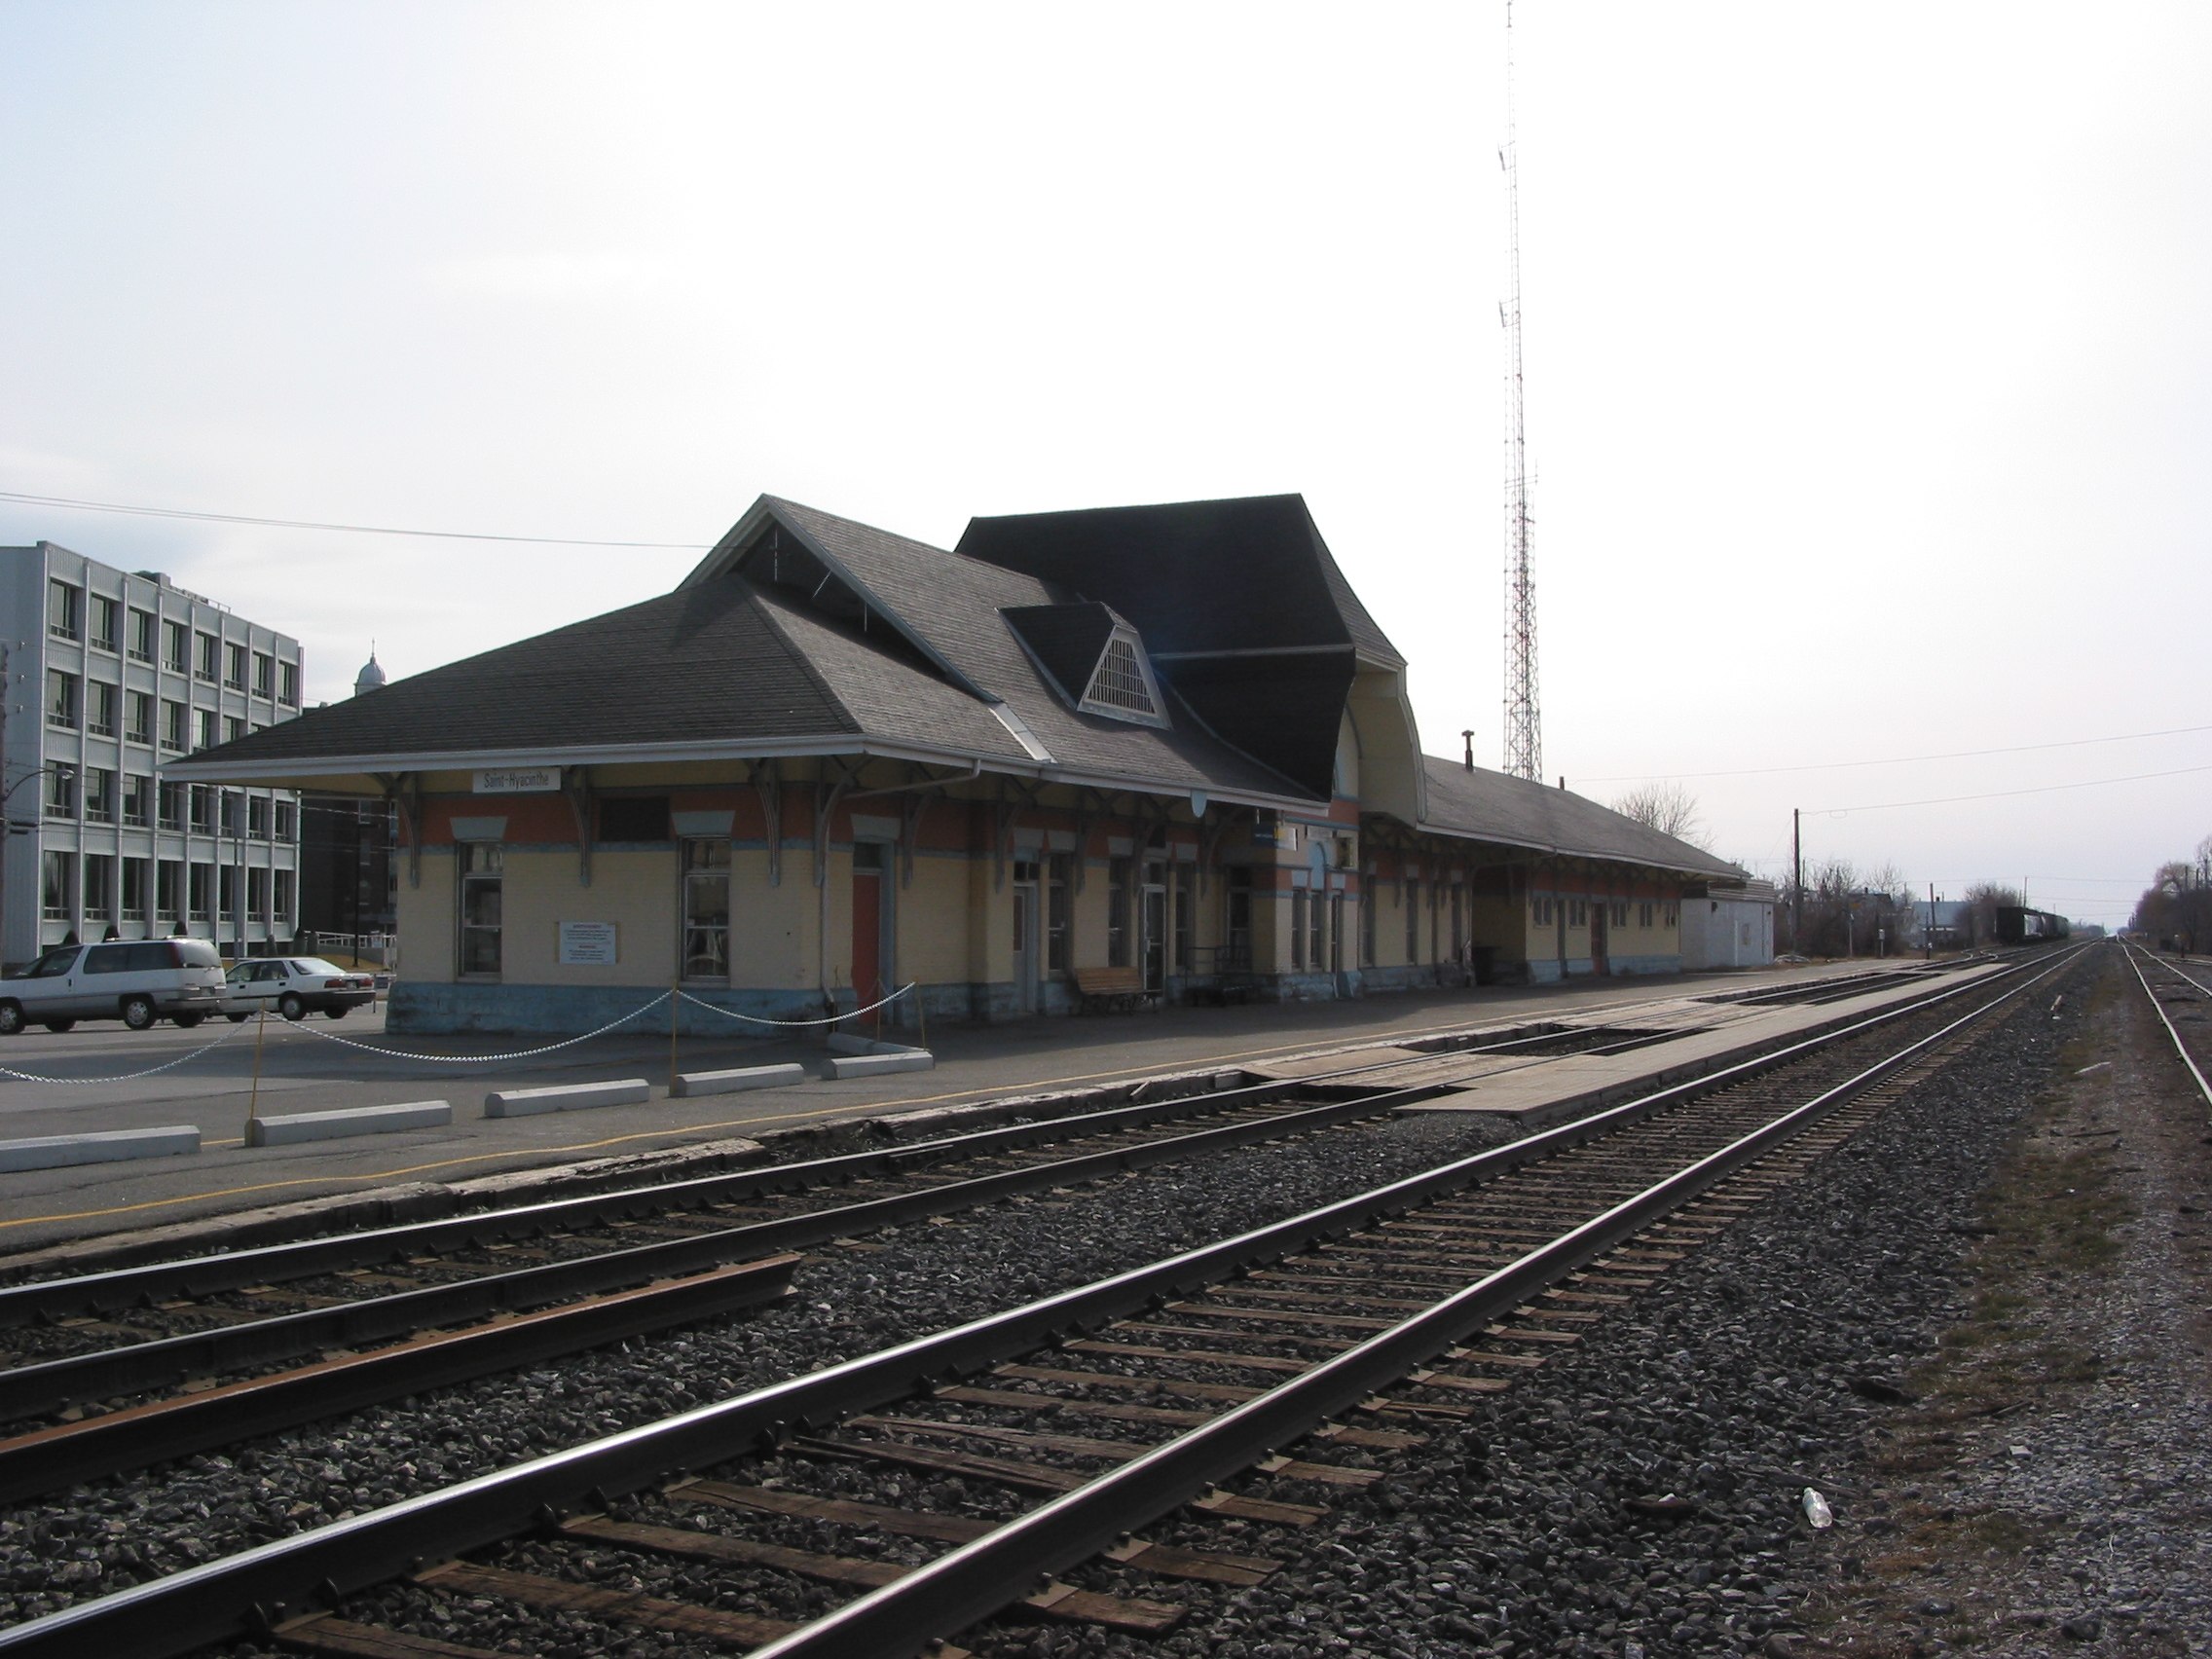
[1681,880,1777,970]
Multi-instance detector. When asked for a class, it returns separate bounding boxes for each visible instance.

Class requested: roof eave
[169,737,1322,814]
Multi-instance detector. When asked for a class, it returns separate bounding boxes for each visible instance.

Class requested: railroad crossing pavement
[0,957,1957,1256]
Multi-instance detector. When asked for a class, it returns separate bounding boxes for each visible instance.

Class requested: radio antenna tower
[1499,0,1542,782]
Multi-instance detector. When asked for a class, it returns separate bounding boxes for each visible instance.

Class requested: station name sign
[474,768,561,794]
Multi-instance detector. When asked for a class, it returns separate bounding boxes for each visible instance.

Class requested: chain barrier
[676,983,915,1026]
[276,990,676,1064]
[0,1015,254,1086]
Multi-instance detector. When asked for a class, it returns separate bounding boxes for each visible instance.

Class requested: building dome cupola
[353,645,387,696]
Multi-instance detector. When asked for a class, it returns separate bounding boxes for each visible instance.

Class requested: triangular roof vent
[1002,603,1171,729]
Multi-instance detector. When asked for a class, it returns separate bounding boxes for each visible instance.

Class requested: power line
[0,489,709,550]
[1576,722,2212,784]
[1813,761,2212,815]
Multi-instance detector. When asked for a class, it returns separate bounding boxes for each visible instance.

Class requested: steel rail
[0,1255,800,1505]
[746,949,2078,1658]
[0,949,2077,1659]
[0,1017,1640,1324]
[2123,942,2212,1109]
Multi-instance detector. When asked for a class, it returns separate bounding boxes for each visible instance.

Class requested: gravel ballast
[0,951,2138,1659]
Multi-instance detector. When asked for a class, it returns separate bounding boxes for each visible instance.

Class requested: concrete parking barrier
[246,1100,454,1147]
[483,1079,651,1119]
[0,1126,200,1173]
[827,1047,935,1080]
[671,1063,806,1099]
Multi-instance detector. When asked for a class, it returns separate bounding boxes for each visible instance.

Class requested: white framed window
[681,839,731,980]
[47,579,80,642]
[459,844,503,976]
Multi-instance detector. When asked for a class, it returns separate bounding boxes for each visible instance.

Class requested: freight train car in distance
[1996,904,2072,944]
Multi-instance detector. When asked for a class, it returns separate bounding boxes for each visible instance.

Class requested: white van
[0,940,227,1034]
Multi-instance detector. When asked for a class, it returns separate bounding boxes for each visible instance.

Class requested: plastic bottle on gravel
[1802,1488,1834,1529]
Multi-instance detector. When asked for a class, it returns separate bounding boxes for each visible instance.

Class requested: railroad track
[2123,941,2212,1109]
[0,944,2092,1659]
[0,1018,1721,1499]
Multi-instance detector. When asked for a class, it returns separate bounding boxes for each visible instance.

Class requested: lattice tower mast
[1499,0,1542,782]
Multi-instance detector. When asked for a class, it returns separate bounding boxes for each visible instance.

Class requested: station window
[681,839,731,980]
[1308,884,1324,971]
[1046,854,1071,974]
[1569,900,1588,928]
[1224,868,1253,972]
[1404,877,1420,959]
[1640,901,1655,928]
[1452,887,1465,959]
[1106,856,1132,968]
[459,844,503,976]
[1172,862,1195,976]
[1664,903,1679,928]
[1290,887,1308,972]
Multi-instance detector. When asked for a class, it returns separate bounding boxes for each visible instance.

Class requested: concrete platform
[483,1079,652,1118]
[0,956,1972,1259]
[245,1101,454,1147]
[828,1050,936,1079]
[1388,961,2008,1127]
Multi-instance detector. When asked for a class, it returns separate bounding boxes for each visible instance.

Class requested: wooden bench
[1073,966,1154,1014]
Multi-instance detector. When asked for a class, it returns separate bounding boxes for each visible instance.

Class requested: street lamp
[1,761,78,966]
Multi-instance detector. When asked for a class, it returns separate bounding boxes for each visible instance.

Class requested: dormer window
[1081,629,1165,722]
[1001,601,1173,729]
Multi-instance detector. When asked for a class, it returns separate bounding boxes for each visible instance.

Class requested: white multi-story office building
[1,543,305,966]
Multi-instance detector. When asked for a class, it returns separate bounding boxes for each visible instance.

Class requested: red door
[852,854,883,1031]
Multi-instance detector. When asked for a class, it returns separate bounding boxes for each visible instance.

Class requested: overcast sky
[3,2,2205,928]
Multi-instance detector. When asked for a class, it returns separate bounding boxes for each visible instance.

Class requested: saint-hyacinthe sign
[474,768,561,794]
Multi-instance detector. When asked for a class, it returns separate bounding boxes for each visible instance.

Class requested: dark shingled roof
[193,577,857,767]
[954,495,1402,664]
[185,497,1315,803]
[1417,756,1745,879]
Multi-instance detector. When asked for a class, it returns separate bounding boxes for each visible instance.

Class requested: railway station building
[172,495,1744,1034]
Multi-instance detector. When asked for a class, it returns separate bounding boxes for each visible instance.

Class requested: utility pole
[1499,0,1542,783]
[1791,807,1802,951]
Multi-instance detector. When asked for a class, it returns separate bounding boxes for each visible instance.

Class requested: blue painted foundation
[388,951,1688,1037]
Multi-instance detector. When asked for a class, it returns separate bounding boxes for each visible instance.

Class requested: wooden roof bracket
[752,760,783,887]
[562,766,595,888]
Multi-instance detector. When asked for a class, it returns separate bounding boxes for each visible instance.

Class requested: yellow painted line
[0,976,1817,1237]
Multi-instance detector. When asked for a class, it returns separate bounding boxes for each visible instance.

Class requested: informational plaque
[559,921,619,965]
[474,767,561,793]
